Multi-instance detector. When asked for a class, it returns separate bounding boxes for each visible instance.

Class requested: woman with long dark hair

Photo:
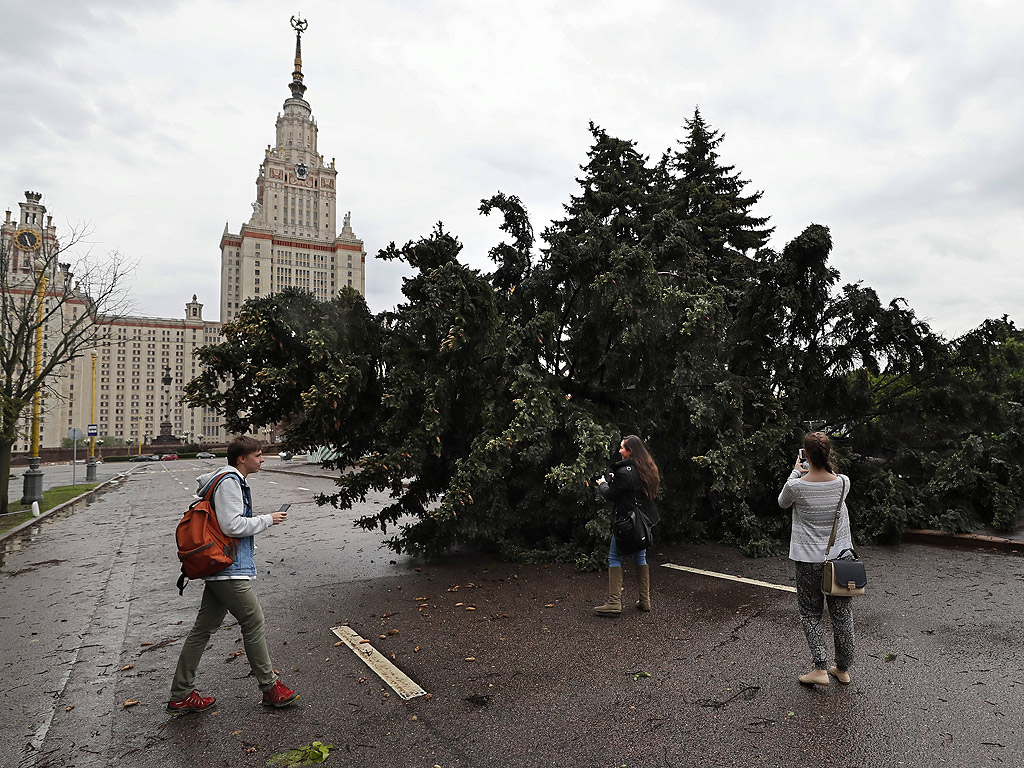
[778,431,855,686]
[594,435,660,616]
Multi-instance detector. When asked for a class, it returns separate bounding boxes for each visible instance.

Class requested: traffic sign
[87,424,98,437]
[67,427,83,441]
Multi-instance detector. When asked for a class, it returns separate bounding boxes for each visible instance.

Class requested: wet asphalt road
[1,460,1022,768]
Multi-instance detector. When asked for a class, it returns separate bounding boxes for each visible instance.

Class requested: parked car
[160,453,178,461]
[148,454,162,461]
[130,454,153,462]
[196,452,215,459]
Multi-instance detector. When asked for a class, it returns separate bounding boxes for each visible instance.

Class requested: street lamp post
[22,258,48,504]
[86,352,97,481]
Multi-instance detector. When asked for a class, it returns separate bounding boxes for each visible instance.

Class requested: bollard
[31,501,41,517]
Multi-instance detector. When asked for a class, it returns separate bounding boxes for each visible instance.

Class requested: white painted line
[662,563,796,593]
[331,625,427,700]
[297,487,310,491]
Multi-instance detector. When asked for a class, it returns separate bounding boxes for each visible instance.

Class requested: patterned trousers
[795,561,855,671]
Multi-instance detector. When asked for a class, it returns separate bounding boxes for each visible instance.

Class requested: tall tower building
[219,16,366,323]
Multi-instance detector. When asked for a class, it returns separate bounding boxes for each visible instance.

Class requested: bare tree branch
[0,218,135,513]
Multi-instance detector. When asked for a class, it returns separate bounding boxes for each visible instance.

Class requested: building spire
[289,15,309,100]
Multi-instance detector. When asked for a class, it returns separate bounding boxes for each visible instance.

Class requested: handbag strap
[823,476,848,561]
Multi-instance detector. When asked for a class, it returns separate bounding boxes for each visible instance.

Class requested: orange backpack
[175,473,239,594]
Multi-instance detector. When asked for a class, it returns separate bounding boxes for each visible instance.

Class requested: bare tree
[1,216,134,514]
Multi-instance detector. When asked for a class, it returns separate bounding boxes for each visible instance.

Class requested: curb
[260,465,335,480]
[0,467,140,543]
[903,528,1024,554]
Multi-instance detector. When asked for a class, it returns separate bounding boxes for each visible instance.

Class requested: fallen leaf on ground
[465,657,476,662]
[387,629,399,635]
[123,699,139,708]
[139,642,152,647]
[119,664,134,671]
[414,646,422,653]
[465,606,476,611]
[334,640,344,647]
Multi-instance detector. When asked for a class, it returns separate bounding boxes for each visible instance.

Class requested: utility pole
[86,352,97,481]
[21,258,48,504]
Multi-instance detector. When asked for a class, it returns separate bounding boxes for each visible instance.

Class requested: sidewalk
[6,460,123,505]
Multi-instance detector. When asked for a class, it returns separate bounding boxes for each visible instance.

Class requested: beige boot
[798,669,830,686]
[593,567,623,616]
[634,564,651,611]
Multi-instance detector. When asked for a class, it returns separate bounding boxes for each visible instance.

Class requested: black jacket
[597,458,659,526]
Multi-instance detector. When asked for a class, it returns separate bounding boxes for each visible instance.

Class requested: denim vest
[215,473,257,578]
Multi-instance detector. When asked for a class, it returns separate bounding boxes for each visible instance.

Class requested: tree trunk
[0,441,12,516]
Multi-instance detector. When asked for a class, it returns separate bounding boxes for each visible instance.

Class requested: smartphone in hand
[277,504,291,513]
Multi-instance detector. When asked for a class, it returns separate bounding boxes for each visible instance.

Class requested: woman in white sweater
[778,431,855,687]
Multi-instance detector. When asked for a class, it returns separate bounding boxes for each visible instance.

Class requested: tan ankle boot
[635,564,651,611]
[593,566,623,616]
[798,669,830,686]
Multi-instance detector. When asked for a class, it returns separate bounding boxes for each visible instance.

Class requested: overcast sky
[3,0,1022,337]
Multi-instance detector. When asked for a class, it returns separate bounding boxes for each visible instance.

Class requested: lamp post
[22,257,48,504]
[160,365,172,443]
[86,352,98,481]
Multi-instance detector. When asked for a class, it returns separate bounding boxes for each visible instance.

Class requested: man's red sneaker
[166,690,215,714]
[261,679,300,708]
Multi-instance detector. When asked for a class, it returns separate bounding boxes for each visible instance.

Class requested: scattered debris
[266,741,334,766]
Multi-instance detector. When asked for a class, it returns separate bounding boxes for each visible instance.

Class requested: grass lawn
[1,483,100,535]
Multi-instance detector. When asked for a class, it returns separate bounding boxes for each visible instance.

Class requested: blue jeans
[608,535,646,568]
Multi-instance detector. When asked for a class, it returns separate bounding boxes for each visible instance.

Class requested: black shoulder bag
[612,467,653,554]
[821,477,866,596]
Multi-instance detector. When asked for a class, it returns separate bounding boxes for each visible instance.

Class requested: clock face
[13,228,40,251]
[295,163,308,180]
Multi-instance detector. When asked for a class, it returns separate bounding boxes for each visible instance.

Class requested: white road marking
[20,644,81,768]
[331,625,427,700]
[662,563,796,593]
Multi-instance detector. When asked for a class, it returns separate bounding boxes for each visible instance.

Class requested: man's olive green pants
[170,579,277,700]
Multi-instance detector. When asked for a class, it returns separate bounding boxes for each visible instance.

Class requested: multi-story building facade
[2,192,225,452]
[3,18,366,452]
[220,17,366,323]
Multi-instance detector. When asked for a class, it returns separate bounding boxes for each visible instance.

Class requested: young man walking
[167,436,300,713]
